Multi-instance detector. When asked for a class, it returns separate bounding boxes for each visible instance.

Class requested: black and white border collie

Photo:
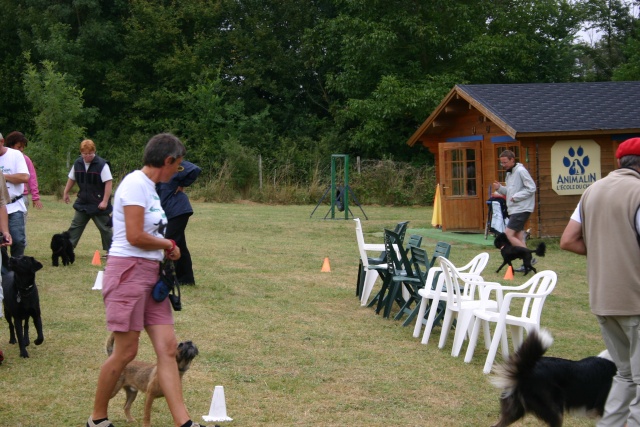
[489,329,617,427]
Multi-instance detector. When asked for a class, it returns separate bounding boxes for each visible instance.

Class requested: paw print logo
[563,146,590,176]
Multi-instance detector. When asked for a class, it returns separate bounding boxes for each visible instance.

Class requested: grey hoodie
[496,163,536,214]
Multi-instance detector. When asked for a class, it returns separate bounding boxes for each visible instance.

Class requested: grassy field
[0,196,601,426]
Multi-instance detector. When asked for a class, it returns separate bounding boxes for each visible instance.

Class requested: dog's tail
[534,242,546,257]
[490,329,553,397]
[105,333,115,356]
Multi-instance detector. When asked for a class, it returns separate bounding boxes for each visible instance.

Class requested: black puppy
[1,255,44,358]
[50,231,75,267]
[494,232,546,275]
[490,329,616,427]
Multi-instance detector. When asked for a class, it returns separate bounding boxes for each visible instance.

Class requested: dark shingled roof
[457,82,640,134]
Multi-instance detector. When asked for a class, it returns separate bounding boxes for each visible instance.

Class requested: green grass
[0,197,599,426]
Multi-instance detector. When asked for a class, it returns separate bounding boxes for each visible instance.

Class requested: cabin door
[438,142,483,231]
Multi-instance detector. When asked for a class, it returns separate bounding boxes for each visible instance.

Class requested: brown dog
[105,333,199,427]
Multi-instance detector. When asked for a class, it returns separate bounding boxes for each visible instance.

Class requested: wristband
[164,239,177,256]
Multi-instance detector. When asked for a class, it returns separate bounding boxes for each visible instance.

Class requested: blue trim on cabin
[613,134,640,141]
[491,136,517,143]
[445,136,483,142]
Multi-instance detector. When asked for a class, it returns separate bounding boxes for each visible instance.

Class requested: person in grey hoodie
[492,150,536,250]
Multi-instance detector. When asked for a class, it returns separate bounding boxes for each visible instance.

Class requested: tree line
[0,0,638,202]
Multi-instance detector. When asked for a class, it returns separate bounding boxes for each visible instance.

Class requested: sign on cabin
[550,140,601,195]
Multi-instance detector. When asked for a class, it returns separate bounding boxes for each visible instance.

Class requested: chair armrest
[473,281,507,307]
[363,243,385,252]
[502,291,548,306]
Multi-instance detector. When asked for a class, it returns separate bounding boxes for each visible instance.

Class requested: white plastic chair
[463,270,557,374]
[354,218,381,306]
[437,256,498,357]
[355,218,411,306]
[412,252,490,346]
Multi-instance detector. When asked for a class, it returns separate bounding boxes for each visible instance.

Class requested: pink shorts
[102,256,174,332]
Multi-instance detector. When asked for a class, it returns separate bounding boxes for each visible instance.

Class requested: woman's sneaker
[87,417,114,427]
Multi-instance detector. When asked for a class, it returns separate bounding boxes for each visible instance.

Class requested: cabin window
[495,144,521,183]
[446,148,477,196]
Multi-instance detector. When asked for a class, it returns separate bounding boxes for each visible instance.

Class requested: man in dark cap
[561,137,640,426]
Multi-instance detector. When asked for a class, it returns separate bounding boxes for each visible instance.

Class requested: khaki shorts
[102,256,173,332]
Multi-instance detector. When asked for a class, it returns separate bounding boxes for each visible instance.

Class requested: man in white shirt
[0,132,30,257]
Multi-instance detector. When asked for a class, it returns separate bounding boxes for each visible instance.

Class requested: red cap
[616,137,640,159]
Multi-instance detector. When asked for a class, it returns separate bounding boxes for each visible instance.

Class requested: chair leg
[483,321,491,349]
[412,296,429,337]
[356,261,363,298]
[452,310,473,357]
[432,302,446,326]
[483,322,506,374]
[385,281,402,318]
[367,290,380,308]
[509,324,525,353]
[402,298,422,327]
[464,317,482,363]
[438,309,455,349]
[394,297,411,320]
[395,284,415,321]
[374,274,391,315]
[501,327,510,359]
[360,270,379,306]
[421,294,442,345]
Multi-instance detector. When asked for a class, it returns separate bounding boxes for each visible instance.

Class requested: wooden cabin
[407,82,640,237]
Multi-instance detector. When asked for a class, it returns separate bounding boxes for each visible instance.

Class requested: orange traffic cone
[321,257,331,272]
[92,250,102,266]
[504,265,514,280]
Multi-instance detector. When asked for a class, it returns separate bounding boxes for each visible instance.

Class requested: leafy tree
[0,0,32,133]
[614,35,640,79]
[23,59,92,192]
[574,0,636,80]
[461,0,583,83]
[1,0,638,198]
[303,0,583,160]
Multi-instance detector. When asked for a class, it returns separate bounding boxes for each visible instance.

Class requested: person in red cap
[561,136,640,426]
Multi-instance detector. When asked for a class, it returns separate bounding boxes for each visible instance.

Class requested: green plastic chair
[405,234,423,254]
[364,221,409,307]
[399,245,430,326]
[367,221,409,266]
[430,241,452,267]
[408,241,452,331]
[376,229,422,319]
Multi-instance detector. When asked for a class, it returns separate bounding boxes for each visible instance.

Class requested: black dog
[494,232,546,275]
[490,329,616,427]
[1,255,44,358]
[50,231,75,267]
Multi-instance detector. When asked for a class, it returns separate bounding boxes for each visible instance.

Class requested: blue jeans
[9,211,26,257]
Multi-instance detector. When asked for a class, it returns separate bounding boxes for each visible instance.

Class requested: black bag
[151,260,182,311]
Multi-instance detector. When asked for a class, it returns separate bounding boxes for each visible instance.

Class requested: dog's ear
[32,258,44,272]
[493,235,503,249]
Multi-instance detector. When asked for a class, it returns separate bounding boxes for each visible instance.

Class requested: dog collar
[16,283,35,303]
